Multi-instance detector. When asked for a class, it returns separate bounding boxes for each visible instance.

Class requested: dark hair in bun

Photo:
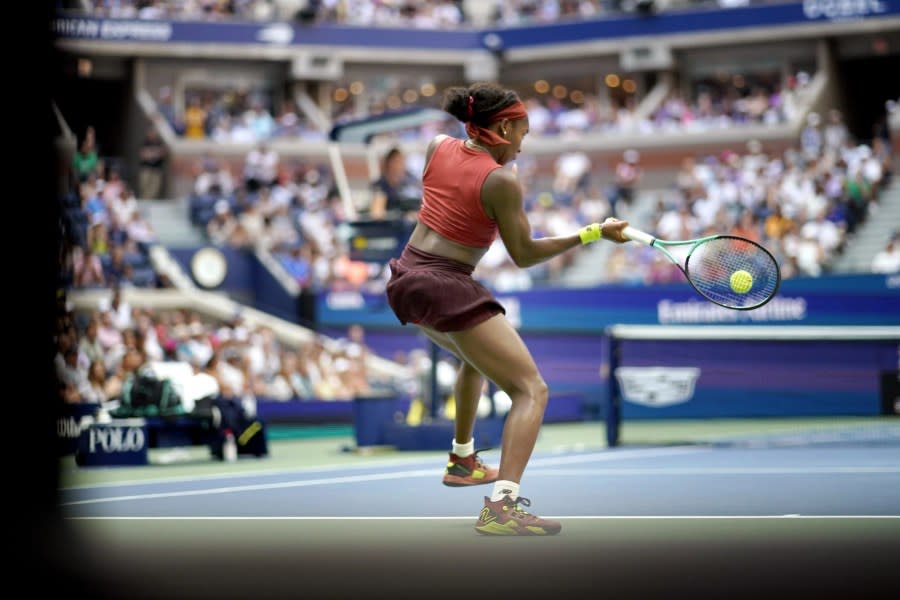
[442,82,520,126]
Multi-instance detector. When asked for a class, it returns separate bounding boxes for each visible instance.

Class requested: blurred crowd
[63,87,898,299]
[185,137,613,292]
[55,285,381,406]
[61,126,167,289]
[182,101,897,295]
[61,0,764,27]
[153,65,809,147]
[608,109,895,284]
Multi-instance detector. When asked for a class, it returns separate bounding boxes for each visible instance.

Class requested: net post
[602,328,621,447]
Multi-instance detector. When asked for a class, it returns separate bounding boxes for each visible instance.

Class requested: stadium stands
[51,1,899,414]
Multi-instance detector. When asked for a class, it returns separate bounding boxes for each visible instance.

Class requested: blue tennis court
[60,445,900,517]
[53,423,900,598]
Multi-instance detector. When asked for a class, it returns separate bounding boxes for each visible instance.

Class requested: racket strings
[686,237,780,309]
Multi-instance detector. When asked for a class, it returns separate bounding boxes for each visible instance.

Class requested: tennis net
[602,325,900,448]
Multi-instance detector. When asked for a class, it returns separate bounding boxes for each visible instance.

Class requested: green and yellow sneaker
[475,496,562,536]
[442,451,499,487]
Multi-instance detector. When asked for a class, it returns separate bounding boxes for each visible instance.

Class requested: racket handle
[622,226,656,246]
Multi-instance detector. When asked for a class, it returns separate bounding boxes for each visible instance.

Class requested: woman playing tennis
[386,82,630,535]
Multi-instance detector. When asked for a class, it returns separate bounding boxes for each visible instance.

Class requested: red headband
[466,100,528,146]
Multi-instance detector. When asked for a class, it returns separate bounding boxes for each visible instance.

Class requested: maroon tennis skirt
[386,245,505,332]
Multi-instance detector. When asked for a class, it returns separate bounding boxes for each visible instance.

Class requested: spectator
[56,346,90,402]
[368,147,423,220]
[340,324,372,391]
[800,112,822,162]
[871,234,900,274]
[184,96,208,139]
[206,200,237,246]
[266,350,311,401]
[823,109,849,158]
[763,204,794,241]
[78,317,106,367]
[138,126,168,199]
[124,211,158,247]
[292,345,319,399]
[177,321,215,369]
[83,180,109,229]
[105,346,146,402]
[244,97,277,141]
[72,126,101,184]
[102,168,126,206]
[81,359,111,404]
[72,245,106,288]
[871,137,893,187]
[95,308,125,359]
[609,149,642,217]
[731,211,761,243]
[109,185,140,232]
[234,200,266,248]
[243,142,280,192]
[156,86,183,135]
[552,149,591,202]
[280,244,313,287]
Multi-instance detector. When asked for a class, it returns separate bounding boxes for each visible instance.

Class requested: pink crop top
[417,137,500,248]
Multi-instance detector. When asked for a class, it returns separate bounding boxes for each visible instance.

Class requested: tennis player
[386,82,629,535]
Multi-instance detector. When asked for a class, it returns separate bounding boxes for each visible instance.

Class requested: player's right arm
[424,134,450,168]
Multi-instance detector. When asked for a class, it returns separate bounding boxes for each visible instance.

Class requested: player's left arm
[486,169,628,268]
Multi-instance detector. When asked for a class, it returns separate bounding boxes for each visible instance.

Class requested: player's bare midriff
[407,221,489,268]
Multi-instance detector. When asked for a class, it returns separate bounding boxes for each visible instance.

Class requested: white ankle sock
[490,480,520,502]
[452,438,474,457]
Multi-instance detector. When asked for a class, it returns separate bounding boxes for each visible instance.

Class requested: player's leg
[447,314,547,484]
[448,314,561,535]
[415,326,485,443]
[417,326,497,487]
[452,361,484,445]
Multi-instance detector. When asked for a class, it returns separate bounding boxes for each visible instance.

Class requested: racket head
[684,235,781,310]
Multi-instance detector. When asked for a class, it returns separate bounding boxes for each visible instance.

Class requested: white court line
[60,446,703,492]
[530,446,702,465]
[527,466,900,476]
[60,469,440,506]
[59,455,458,491]
[66,515,900,521]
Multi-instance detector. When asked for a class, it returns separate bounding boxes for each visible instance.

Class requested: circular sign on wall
[190,247,228,288]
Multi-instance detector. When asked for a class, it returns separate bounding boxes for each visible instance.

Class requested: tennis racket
[622,226,781,310]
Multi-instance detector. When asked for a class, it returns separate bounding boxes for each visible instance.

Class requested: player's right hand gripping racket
[622,226,781,310]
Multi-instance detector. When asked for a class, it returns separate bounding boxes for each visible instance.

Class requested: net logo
[803,0,888,20]
[615,367,700,407]
[88,426,146,454]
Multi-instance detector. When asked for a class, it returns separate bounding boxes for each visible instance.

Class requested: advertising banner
[318,273,900,332]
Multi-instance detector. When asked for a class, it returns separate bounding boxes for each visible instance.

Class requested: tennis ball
[730,270,753,294]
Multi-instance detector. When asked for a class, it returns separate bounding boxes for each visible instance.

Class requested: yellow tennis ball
[730,270,753,294]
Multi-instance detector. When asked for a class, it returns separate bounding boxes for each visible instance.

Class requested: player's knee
[531,377,549,408]
[508,375,548,409]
